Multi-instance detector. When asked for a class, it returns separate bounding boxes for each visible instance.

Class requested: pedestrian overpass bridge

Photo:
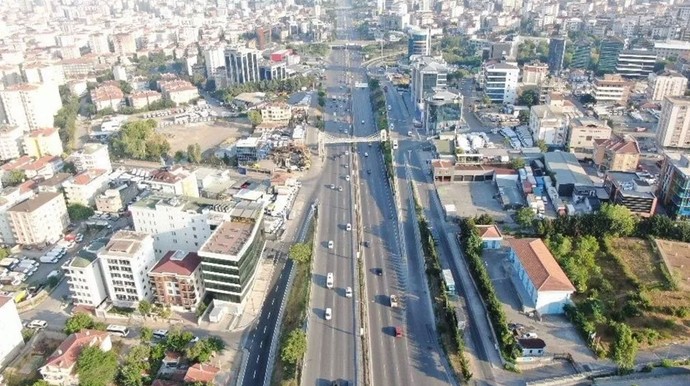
[317,130,387,158]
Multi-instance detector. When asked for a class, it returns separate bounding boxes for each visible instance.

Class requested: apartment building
[529,93,581,146]
[657,96,690,148]
[258,61,287,81]
[567,117,613,157]
[521,61,548,85]
[63,169,109,207]
[604,172,657,217]
[616,50,657,78]
[8,191,68,246]
[95,183,138,213]
[98,231,157,307]
[22,62,66,86]
[0,124,23,160]
[23,127,63,157]
[159,80,199,105]
[147,166,199,197]
[64,245,108,307]
[407,27,431,58]
[88,33,111,54]
[571,40,592,69]
[410,56,449,113]
[90,84,124,112]
[0,83,62,132]
[593,134,640,172]
[70,143,112,172]
[204,46,226,78]
[547,37,566,74]
[260,103,292,122]
[424,88,463,134]
[0,295,23,367]
[149,250,205,311]
[598,37,625,74]
[647,71,688,101]
[481,61,519,104]
[40,331,111,385]
[198,201,265,315]
[592,74,631,105]
[0,185,36,246]
[225,47,260,85]
[654,40,690,59]
[127,90,162,110]
[112,32,137,56]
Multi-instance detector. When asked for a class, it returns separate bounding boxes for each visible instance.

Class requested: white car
[328,240,334,249]
[326,272,334,289]
[325,307,332,320]
[345,287,353,298]
[364,152,369,157]
[27,319,47,329]
[345,175,350,181]
[346,223,352,231]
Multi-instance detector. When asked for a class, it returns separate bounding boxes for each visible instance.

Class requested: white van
[106,324,130,337]
[326,272,334,289]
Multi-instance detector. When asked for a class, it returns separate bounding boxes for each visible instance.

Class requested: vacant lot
[156,118,251,153]
[610,238,667,287]
[655,239,690,293]
[436,182,512,223]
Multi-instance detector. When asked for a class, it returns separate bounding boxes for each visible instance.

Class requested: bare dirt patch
[610,238,666,287]
[655,239,690,293]
[155,119,252,153]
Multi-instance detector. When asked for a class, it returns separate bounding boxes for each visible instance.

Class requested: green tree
[517,89,539,107]
[186,340,215,363]
[247,110,263,128]
[64,312,96,334]
[138,299,153,319]
[174,150,187,162]
[580,94,596,105]
[536,139,548,152]
[166,329,194,352]
[280,329,307,365]
[77,345,118,386]
[5,170,26,187]
[518,109,530,124]
[140,327,153,343]
[118,345,151,386]
[111,119,170,160]
[599,204,636,237]
[187,143,202,164]
[32,381,50,386]
[610,322,638,371]
[515,207,535,228]
[119,81,133,94]
[63,161,77,174]
[510,157,526,169]
[157,305,172,320]
[289,242,312,264]
[67,203,95,221]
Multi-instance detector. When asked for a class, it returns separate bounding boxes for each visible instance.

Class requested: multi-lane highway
[301,9,359,385]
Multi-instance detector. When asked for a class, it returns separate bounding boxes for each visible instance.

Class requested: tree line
[110,119,170,161]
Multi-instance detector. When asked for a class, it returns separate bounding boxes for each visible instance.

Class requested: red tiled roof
[507,238,576,292]
[595,135,640,155]
[476,225,503,239]
[44,330,109,369]
[184,363,220,383]
[27,127,57,137]
[150,251,201,277]
[72,169,106,185]
[0,295,12,308]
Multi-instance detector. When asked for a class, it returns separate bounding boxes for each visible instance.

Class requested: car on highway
[346,223,351,231]
[345,150,349,156]
[27,319,47,329]
[326,272,334,289]
[408,130,413,136]
[367,169,371,175]
[345,287,353,298]
[328,240,334,249]
[330,184,335,189]
[363,241,369,248]
[374,268,383,276]
[361,120,364,124]
[389,294,399,308]
[325,308,332,320]
[364,152,368,157]
[388,105,392,110]
[338,186,343,191]
[345,175,350,181]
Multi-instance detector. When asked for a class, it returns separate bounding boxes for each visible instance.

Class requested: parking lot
[482,247,598,370]
[436,182,513,223]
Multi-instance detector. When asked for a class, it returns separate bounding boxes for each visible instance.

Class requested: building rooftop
[26,127,57,137]
[150,250,202,276]
[607,171,656,198]
[43,330,109,369]
[184,363,220,384]
[544,152,593,187]
[150,166,191,184]
[199,220,254,257]
[594,135,640,155]
[508,238,576,292]
[101,231,150,258]
[518,338,546,349]
[90,84,124,102]
[0,295,12,308]
[69,169,107,185]
[476,224,503,240]
[8,191,61,213]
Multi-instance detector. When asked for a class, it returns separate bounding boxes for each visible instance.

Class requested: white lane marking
[263,326,267,333]
[253,370,257,379]
[268,311,272,318]
[260,341,263,348]
[272,298,275,305]
[256,355,260,363]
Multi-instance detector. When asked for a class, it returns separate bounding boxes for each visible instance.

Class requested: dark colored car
[363,241,369,248]
[375,268,383,276]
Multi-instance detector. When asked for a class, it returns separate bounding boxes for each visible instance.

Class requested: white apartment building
[521,62,548,85]
[131,196,214,256]
[482,61,519,104]
[22,62,66,86]
[159,80,199,105]
[654,40,690,59]
[410,56,449,113]
[529,93,581,145]
[23,127,63,158]
[0,187,35,246]
[657,96,690,149]
[225,47,261,85]
[592,74,631,104]
[147,166,199,197]
[112,32,137,56]
[90,84,124,112]
[63,169,109,207]
[260,103,292,122]
[204,46,226,78]
[0,124,23,160]
[70,143,112,172]
[0,296,23,366]
[648,71,688,101]
[7,191,68,246]
[567,117,613,157]
[89,33,111,55]
[64,249,108,307]
[0,83,62,132]
[98,231,157,307]
[128,90,162,110]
